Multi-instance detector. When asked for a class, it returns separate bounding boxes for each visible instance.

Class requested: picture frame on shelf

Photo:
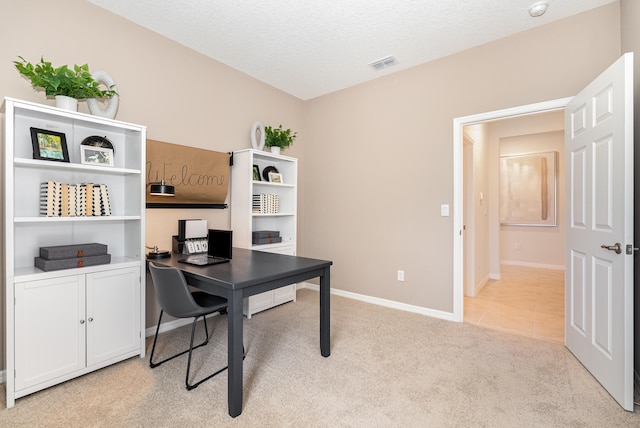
[253,165,261,181]
[262,165,278,181]
[80,145,114,167]
[30,127,69,162]
[268,172,283,183]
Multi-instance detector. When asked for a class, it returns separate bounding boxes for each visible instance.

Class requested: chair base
[149,310,246,390]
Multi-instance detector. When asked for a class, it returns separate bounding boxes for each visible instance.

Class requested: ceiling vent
[368,55,399,71]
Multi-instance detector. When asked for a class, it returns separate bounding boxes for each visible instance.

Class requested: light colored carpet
[1,289,638,427]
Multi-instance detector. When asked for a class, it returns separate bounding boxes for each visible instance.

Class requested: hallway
[464,265,564,343]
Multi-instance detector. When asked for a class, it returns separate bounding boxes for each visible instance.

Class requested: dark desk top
[150,248,332,292]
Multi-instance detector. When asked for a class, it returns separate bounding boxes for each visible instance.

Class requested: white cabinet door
[86,267,140,366]
[243,245,297,317]
[14,276,86,391]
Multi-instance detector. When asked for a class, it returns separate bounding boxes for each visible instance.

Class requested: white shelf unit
[231,149,298,317]
[2,97,146,408]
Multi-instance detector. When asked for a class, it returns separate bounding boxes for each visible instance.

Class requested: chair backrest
[148,262,203,318]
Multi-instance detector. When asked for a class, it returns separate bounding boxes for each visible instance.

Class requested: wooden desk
[153,248,332,417]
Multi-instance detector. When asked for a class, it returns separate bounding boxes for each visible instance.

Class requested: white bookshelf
[231,149,298,317]
[2,97,146,408]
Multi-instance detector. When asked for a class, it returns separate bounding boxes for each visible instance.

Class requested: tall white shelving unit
[231,149,298,317]
[2,97,147,408]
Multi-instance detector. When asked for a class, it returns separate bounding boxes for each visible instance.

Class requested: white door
[565,53,634,411]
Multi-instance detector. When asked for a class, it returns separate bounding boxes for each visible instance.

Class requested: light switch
[441,204,449,217]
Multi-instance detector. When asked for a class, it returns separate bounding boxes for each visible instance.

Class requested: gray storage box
[39,243,108,260]
[252,230,280,239]
[252,230,280,244]
[35,254,111,271]
[252,236,282,245]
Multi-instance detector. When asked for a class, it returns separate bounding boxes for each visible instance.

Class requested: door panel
[565,53,634,411]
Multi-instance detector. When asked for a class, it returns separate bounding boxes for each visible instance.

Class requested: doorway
[451,98,571,322]
[453,54,636,412]
[459,110,567,342]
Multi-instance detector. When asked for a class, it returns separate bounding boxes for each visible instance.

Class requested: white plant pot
[55,95,78,111]
[270,147,281,155]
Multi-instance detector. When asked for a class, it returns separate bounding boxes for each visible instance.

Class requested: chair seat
[192,291,227,313]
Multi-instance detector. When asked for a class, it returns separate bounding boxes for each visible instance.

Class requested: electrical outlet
[397,270,405,281]
[514,243,521,251]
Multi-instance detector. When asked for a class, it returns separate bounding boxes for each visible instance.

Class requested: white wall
[498,129,565,269]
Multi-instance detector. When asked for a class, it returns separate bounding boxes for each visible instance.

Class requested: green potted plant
[14,56,118,111]
[264,124,297,154]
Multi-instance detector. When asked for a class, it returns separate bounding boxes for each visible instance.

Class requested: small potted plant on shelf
[264,124,297,155]
[13,56,118,111]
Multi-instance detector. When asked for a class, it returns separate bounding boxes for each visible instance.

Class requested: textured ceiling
[88,0,617,100]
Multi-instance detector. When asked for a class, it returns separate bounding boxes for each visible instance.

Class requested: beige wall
[0,1,626,372]
[302,4,621,312]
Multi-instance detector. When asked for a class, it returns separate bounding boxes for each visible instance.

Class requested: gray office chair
[148,261,231,390]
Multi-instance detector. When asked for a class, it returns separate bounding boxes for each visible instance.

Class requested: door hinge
[626,244,639,255]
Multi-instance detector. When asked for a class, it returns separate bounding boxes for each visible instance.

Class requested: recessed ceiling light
[368,55,399,71]
[529,1,549,17]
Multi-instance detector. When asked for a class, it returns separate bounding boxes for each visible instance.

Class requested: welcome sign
[146,139,230,207]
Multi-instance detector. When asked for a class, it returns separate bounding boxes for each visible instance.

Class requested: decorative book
[39,181,112,217]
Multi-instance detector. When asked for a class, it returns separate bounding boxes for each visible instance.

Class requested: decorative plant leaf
[265,124,298,149]
[14,56,118,100]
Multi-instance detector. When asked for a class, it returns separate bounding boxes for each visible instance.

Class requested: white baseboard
[298,282,456,322]
[500,260,565,270]
[489,273,501,280]
[473,274,490,296]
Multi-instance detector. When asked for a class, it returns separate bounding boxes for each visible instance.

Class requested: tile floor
[464,264,565,343]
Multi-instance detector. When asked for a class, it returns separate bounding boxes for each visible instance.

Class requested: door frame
[452,97,572,322]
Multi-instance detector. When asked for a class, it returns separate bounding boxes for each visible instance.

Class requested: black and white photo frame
[80,145,114,167]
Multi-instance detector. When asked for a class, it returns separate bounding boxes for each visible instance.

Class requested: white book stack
[84,183,94,216]
[75,183,86,217]
[92,185,101,216]
[100,184,111,216]
[67,184,77,216]
[39,181,61,217]
[38,182,112,217]
[252,193,279,214]
[252,194,265,213]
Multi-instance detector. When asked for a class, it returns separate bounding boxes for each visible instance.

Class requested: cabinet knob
[80,319,85,324]
[88,317,94,322]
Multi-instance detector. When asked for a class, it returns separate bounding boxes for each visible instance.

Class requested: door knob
[600,243,622,254]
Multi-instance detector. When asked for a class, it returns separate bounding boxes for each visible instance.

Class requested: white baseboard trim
[489,273,501,280]
[474,274,490,296]
[500,260,565,271]
[298,282,456,322]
